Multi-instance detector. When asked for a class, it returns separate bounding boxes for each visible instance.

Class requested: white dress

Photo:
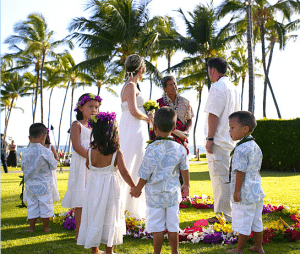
[77,150,125,248]
[61,121,91,208]
[119,88,148,219]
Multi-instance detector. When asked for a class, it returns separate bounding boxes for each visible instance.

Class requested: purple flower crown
[88,112,117,135]
[74,93,102,112]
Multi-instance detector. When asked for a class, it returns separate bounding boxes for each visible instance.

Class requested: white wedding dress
[119,88,148,220]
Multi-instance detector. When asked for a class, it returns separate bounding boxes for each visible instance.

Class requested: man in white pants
[204,57,240,223]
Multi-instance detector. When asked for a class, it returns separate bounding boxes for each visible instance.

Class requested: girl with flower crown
[77,112,135,254]
[119,54,153,220]
[61,93,101,242]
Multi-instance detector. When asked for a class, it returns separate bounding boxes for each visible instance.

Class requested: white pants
[27,192,53,219]
[145,204,179,233]
[206,144,232,222]
[232,199,264,235]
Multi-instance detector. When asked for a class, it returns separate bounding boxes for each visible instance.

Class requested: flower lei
[51,199,300,246]
[88,112,117,135]
[74,93,102,112]
[163,93,180,110]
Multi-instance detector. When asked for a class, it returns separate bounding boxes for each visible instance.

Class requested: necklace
[163,93,179,110]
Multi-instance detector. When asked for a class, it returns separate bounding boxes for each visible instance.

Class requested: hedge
[252,118,300,172]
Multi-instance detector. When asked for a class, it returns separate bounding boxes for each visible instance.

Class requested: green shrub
[252,118,300,171]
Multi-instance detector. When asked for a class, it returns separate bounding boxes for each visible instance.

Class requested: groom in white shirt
[204,57,240,223]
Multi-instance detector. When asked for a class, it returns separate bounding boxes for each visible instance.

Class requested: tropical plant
[54,52,93,153]
[170,1,236,90]
[68,0,162,84]
[1,72,32,138]
[4,13,73,123]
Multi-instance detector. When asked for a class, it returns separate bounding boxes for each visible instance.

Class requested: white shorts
[232,199,264,235]
[145,204,179,233]
[26,192,54,219]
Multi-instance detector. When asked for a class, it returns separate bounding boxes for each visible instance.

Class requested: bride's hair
[125,54,146,79]
[90,118,120,156]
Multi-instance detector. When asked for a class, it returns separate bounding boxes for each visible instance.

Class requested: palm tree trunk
[68,87,75,154]
[33,69,40,123]
[167,53,171,74]
[40,50,46,123]
[57,82,70,153]
[246,0,255,114]
[4,98,15,138]
[205,58,212,90]
[193,86,203,156]
[260,25,281,119]
[48,88,54,128]
[241,76,245,110]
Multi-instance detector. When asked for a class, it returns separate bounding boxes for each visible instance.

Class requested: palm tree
[1,72,32,138]
[55,52,94,153]
[68,0,162,84]
[261,17,299,118]
[217,0,300,115]
[170,2,236,90]
[4,13,73,123]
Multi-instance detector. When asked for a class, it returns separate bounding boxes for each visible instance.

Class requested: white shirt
[204,76,240,151]
[22,143,58,195]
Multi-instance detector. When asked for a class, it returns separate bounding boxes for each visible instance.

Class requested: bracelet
[206,137,214,141]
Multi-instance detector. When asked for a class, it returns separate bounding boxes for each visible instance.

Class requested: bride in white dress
[119,54,153,220]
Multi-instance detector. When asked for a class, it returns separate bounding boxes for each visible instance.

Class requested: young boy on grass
[131,106,190,254]
[227,111,265,254]
[22,123,58,233]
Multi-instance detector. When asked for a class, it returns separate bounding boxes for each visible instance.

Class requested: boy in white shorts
[22,123,58,233]
[227,111,265,254]
[131,107,189,254]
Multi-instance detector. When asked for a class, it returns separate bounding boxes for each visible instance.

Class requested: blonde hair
[124,54,145,79]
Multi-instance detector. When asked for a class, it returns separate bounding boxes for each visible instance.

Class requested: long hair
[89,116,120,156]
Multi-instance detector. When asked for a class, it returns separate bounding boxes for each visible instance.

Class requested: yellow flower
[90,93,95,99]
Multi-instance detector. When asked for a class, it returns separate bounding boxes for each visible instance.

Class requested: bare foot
[43,227,51,232]
[25,228,34,233]
[226,248,243,254]
[249,246,265,253]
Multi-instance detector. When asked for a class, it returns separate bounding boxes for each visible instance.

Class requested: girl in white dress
[77,112,135,254]
[119,54,153,220]
[61,93,102,241]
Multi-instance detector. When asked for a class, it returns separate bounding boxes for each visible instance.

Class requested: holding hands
[130,186,142,198]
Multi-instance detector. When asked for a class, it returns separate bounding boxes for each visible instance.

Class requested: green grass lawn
[1,163,300,253]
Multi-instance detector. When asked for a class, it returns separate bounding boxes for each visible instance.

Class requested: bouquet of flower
[143,100,159,130]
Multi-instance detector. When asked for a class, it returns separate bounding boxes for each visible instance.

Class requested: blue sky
[1,0,300,147]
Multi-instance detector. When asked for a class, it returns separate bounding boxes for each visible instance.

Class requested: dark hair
[90,119,120,156]
[229,111,257,133]
[161,76,176,88]
[29,123,47,138]
[207,57,228,74]
[154,106,176,133]
[45,134,51,144]
[76,93,97,120]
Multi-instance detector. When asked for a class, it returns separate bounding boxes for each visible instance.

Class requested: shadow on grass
[261,171,300,177]
[190,171,210,181]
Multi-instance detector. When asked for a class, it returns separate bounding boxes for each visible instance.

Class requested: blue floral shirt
[22,143,58,195]
[230,135,266,205]
[138,139,189,208]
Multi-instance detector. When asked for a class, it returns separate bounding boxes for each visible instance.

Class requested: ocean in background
[15,145,206,161]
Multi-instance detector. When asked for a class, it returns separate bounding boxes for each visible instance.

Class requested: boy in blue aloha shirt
[227,111,265,254]
[131,106,189,254]
[22,123,58,233]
